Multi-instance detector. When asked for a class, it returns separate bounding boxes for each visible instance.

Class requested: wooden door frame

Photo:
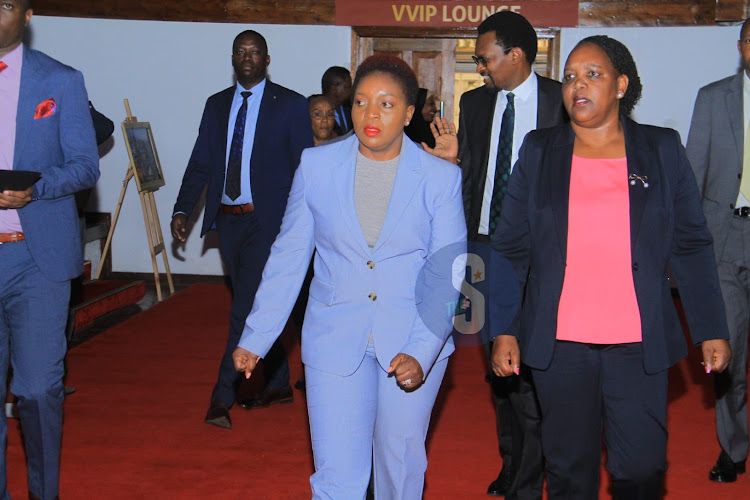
[351,26,562,80]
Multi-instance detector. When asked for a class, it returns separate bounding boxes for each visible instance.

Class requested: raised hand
[423,117,458,164]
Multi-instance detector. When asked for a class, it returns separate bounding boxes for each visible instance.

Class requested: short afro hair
[574,35,642,116]
[232,30,267,56]
[321,66,351,94]
[741,16,750,41]
[352,55,419,106]
[477,11,537,65]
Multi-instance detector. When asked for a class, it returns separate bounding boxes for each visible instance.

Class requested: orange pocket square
[34,98,56,119]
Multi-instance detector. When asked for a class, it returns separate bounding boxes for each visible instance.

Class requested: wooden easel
[95,99,175,301]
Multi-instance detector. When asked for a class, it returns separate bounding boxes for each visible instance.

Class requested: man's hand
[0,187,33,209]
[423,117,458,164]
[233,346,260,379]
[388,353,424,391]
[701,339,731,374]
[491,335,521,377]
[170,214,188,242]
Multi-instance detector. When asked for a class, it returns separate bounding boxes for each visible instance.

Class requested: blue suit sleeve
[237,156,316,357]
[400,166,467,376]
[32,70,99,199]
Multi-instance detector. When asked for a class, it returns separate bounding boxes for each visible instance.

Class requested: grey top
[354,151,400,249]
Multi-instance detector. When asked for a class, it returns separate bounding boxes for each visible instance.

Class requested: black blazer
[457,75,566,237]
[490,116,729,374]
[174,81,313,240]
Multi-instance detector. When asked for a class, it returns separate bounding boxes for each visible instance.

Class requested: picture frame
[121,121,166,192]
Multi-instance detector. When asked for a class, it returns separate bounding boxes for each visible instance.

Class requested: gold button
[369,293,377,301]
[367,260,374,269]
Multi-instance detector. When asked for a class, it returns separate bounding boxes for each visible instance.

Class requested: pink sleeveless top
[556,155,642,344]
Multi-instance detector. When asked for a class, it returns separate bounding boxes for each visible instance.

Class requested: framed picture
[122,121,165,192]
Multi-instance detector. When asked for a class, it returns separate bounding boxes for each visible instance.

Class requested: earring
[617,92,624,98]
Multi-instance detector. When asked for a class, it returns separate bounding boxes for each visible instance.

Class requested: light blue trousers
[305,344,448,499]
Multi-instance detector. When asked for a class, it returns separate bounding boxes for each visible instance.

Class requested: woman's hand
[423,117,458,164]
[388,353,424,391]
[233,346,260,379]
[491,335,521,377]
[701,339,731,373]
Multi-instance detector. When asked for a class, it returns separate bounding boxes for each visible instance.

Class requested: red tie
[0,62,7,72]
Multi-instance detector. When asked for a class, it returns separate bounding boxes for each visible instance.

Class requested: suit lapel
[622,116,654,250]
[334,136,372,255]
[726,73,744,164]
[549,125,574,259]
[14,47,44,170]
[372,137,422,254]
[536,76,554,129]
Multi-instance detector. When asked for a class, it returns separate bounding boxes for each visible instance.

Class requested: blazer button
[369,293,377,301]
[632,262,639,271]
[367,260,375,269]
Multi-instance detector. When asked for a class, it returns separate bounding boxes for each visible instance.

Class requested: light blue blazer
[15,46,100,282]
[238,134,467,377]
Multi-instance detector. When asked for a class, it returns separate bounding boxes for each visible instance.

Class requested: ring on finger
[402,378,413,387]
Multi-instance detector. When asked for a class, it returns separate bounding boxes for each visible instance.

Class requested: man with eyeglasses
[171,30,312,430]
[445,11,566,500]
[686,16,750,484]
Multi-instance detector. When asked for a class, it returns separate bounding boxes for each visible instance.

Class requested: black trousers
[211,211,289,406]
[532,341,667,500]
[485,343,544,500]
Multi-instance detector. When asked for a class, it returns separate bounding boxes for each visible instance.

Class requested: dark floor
[67,276,218,349]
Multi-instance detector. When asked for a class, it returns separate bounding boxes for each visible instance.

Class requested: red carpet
[6,284,750,498]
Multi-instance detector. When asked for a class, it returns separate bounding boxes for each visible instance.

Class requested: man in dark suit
[0,1,100,497]
[686,16,750,484]
[457,12,565,500]
[321,66,352,136]
[171,30,312,430]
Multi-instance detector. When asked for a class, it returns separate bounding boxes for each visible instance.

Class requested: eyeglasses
[471,47,513,67]
[311,111,335,121]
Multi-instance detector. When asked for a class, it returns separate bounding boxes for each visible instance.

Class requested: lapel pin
[629,173,649,188]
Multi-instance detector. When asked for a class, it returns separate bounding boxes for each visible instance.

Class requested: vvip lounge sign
[335,0,579,28]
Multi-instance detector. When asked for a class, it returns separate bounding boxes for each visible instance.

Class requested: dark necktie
[489,92,515,237]
[225,91,251,201]
[337,105,348,132]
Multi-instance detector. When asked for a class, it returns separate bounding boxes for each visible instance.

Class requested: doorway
[355,28,560,126]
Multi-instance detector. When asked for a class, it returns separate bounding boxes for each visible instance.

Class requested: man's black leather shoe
[709,450,746,482]
[204,401,231,429]
[487,466,512,496]
[238,385,294,410]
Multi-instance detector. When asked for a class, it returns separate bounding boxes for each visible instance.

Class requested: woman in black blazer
[490,36,731,499]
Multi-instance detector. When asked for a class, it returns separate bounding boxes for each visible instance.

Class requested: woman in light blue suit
[233,55,466,498]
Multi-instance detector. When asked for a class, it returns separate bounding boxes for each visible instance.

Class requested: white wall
[560,26,743,139]
[25,17,744,275]
[27,16,352,275]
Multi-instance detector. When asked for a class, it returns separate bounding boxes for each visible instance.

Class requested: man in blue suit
[171,30,312,429]
[0,1,100,498]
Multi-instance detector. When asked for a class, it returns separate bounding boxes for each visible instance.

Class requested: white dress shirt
[478,72,538,235]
